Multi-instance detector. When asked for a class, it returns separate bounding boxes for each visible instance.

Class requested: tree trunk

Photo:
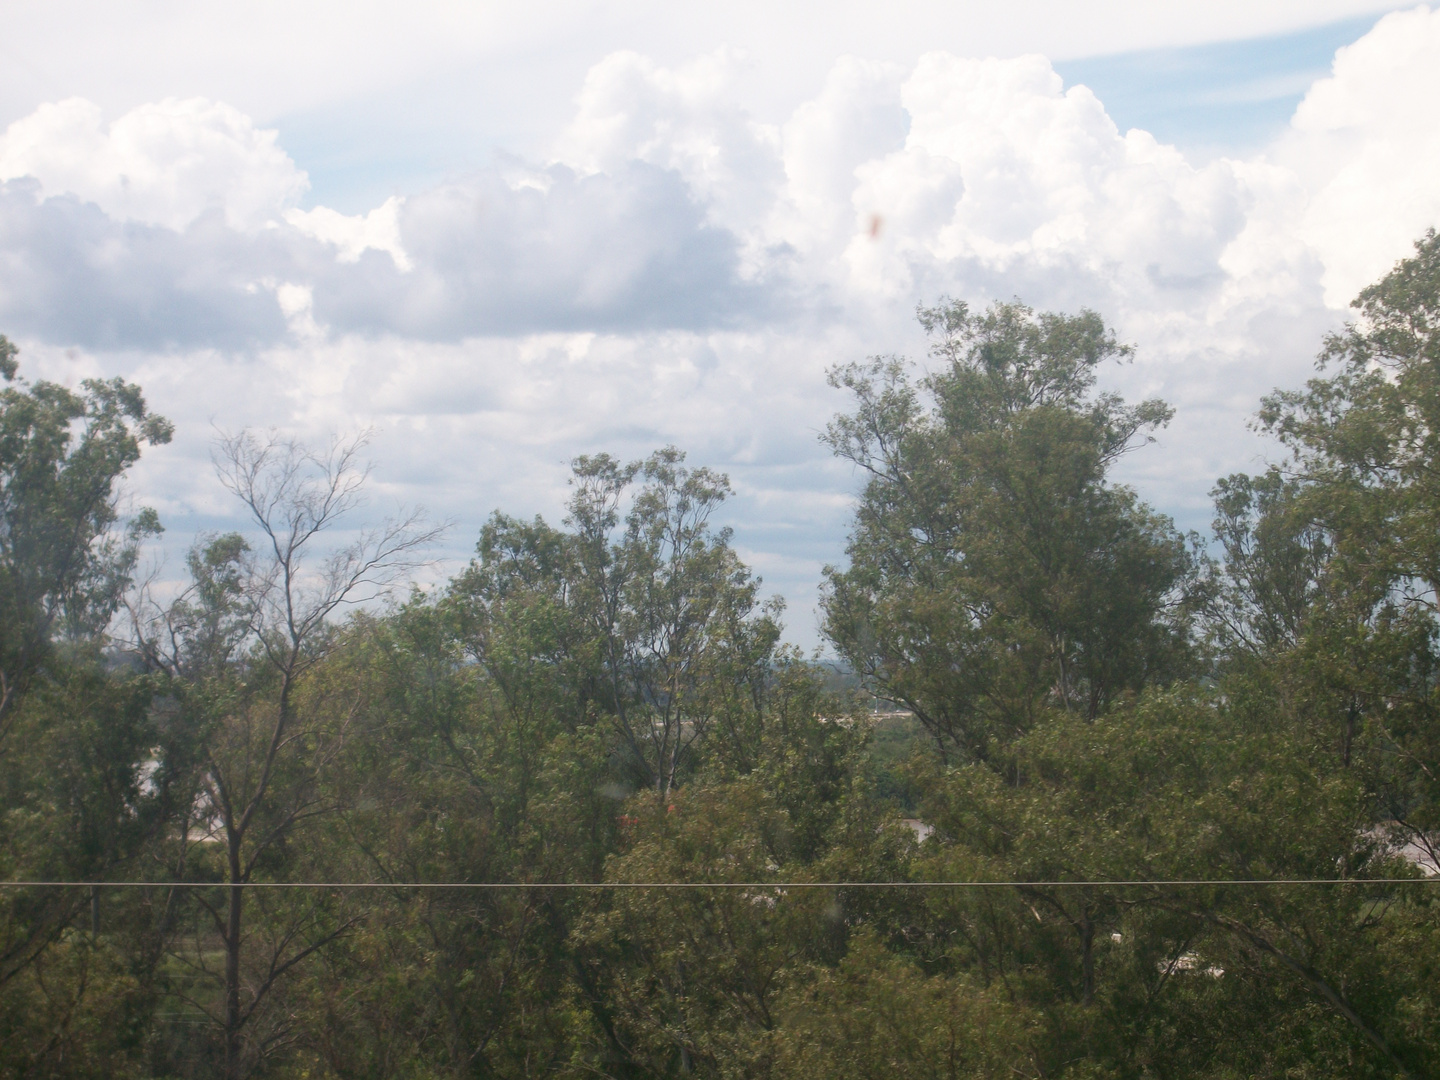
[1342,699,1359,768]
[224,851,244,1079]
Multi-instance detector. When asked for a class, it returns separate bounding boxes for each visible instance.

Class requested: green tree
[0,662,171,1080]
[571,686,905,1080]
[0,335,171,734]
[904,688,1432,1078]
[456,448,781,798]
[822,300,1194,761]
[293,596,613,1080]
[1254,228,1440,867]
[769,929,1028,1080]
[132,432,439,1079]
[1207,467,1329,664]
[0,339,172,1075]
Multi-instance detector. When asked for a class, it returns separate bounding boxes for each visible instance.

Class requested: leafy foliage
[5,254,1440,1079]
[0,340,170,733]
[823,300,1195,760]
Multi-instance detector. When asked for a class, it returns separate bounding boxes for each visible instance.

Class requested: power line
[1,878,1436,890]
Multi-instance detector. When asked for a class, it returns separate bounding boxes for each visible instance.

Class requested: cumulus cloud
[0,96,764,343]
[12,18,1436,352]
[554,50,783,234]
[285,198,412,270]
[309,162,766,337]
[0,180,294,348]
[1282,5,1440,305]
[770,56,909,261]
[0,97,308,231]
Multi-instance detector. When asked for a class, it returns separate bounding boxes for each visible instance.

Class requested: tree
[0,664,168,1078]
[0,337,171,1059]
[16,257,1440,1077]
[294,592,617,1079]
[822,300,1194,761]
[769,929,1028,1080]
[904,687,1433,1078]
[458,448,781,798]
[0,335,171,737]
[1253,228,1440,887]
[1206,467,1329,664]
[132,431,440,1079]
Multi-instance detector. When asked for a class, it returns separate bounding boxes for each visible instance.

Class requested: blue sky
[0,1,1436,648]
[1055,14,1388,156]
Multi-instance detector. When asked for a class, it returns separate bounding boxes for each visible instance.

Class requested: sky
[1,0,1438,648]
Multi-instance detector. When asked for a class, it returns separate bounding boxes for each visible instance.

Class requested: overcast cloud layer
[2,5,1440,645]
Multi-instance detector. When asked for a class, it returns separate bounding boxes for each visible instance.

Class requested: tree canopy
[823,300,1194,758]
[2,244,1440,1079]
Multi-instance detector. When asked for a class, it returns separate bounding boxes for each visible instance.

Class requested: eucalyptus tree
[461,447,780,798]
[1206,467,1330,663]
[0,337,171,1059]
[329,448,783,1077]
[822,300,1195,761]
[569,448,780,795]
[0,335,171,736]
[132,431,440,1079]
[1253,228,1440,870]
[902,685,1432,1079]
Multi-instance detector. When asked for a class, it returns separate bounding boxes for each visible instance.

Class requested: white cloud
[1283,4,1440,305]
[286,198,413,270]
[0,182,294,349]
[308,162,759,337]
[553,49,784,250]
[0,97,308,231]
[13,11,1440,350]
[0,93,759,344]
[771,56,908,261]
[831,51,1324,329]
